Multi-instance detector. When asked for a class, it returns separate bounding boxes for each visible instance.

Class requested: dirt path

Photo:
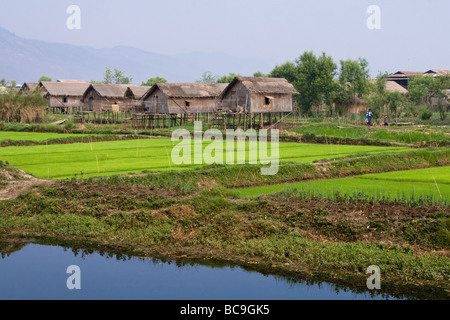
[0,168,55,201]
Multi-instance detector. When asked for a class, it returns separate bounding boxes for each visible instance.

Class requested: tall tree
[196,72,218,83]
[430,75,450,120]
[102,68,132,84]
[141,77,167,86]
[38,75,52,82]
[217,73,241,83]
[112,69,132,84]
[295,51,337,115]
[253,71,269,78]
[408,75,434,106]
[103,68,113,84]
[334,58,371,112]
[270,61,299,84]
[365,72,388,117]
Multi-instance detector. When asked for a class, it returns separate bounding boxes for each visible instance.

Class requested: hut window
[185,101,191,108]
[265,96,273,105]
[63,96,68,103]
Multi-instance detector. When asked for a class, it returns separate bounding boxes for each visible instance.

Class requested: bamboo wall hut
[38,81,90,113]
[218,77,298,114]
[20,82,39,93]
[81,84,138,112]
[124,86,152,112]
[141,83,227,114]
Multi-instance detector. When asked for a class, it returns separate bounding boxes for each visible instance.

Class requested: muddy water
[0,240,402,300]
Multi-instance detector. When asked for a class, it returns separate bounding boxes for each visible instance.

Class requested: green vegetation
[0,125,448,299]
[37,75,52,83]
[0,183,447,299]
[141,77,167,87]
[288,123,449,145]
[0,137,411,179]
[236,167,450,204]
[0,131,89,142]
[0,90,47,123]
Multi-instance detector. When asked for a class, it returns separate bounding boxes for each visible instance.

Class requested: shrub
[419,107,433,120]
[0,90,47,123]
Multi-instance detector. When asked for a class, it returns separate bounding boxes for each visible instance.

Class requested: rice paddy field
[1,128,449,300]
[0,136,410,179]
[236,166,450,202]
[0,131,90,142]
[289,123,450,144]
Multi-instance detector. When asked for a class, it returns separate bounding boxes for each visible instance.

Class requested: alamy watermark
[66,5,81,30]
[66,265,81,290]
[366,5,381,30]
[366,265,381,290]
[171,121,280,176]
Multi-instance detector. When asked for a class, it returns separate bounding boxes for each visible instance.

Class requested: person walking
[365,108,373,126]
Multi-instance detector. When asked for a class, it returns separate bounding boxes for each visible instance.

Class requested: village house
[217,77,298,114]
[423,70,450,77]
[38,81,90,113]
[81,84,138,112]
[124,86,152,112]
[20,82,39,93]
[141,83,228,114]
[387,71,424,89]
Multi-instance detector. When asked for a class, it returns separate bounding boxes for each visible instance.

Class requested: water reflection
[0,238,405,300]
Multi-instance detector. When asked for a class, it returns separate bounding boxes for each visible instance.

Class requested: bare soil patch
[0,168,55,201]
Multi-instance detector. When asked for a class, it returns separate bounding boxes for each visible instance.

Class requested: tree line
[4,51,448,121]
[196,51,449,121]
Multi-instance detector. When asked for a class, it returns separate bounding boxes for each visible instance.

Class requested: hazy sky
[0,0,449,75]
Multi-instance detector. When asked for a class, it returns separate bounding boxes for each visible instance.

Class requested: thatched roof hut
[424,70,450,77]
[142,83,228,114]
[38,81,90,109]
[39,81,90,97]
[369,80,408,95]
[125,86,152,100]
[218,77,298,113]
[387,71,424,89]
[20,83,39,93]
[385,80,409,94]
[81,84,138,112]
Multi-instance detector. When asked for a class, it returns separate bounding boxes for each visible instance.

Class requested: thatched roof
[369,80,408,94]
[388,71,424,79]
[385,81,408,94]
[143,83,228,100]
[38,81,90,97]
[20,82,39,92]
[424,70,450,76]
[125,86,152,100]
[219,77,298,99]
[56,80,88,83]
[83,84,138,99]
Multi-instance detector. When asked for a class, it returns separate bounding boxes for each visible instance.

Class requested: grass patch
[0,137,411,179]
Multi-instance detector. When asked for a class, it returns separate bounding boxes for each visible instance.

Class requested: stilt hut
[218,77,298,114]
[141,83,228,114]
[38,81,90,114]
[20,83,39,93]
[81,84,138,112]
[124,86,152,112]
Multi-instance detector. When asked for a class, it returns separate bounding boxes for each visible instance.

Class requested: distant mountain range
[0,26,275,85]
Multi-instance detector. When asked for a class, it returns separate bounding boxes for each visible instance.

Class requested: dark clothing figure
[365,110,373,126]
